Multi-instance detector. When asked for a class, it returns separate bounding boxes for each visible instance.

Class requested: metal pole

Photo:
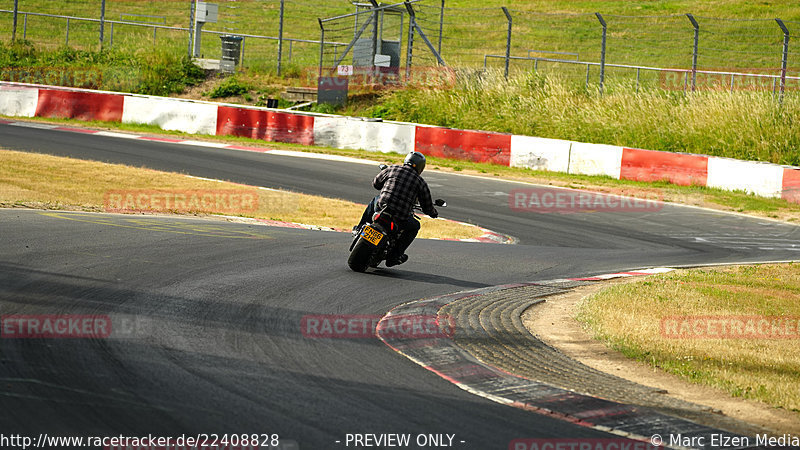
[502,7,512,79]
[596,13,607,95]
[100,0,106,49]
[776,18,790,104]
[277,0,285,76]
[153,26,157,45]
[66,18,70,46]
[730,74,734,93]
[438,0,444,56]
[188,0,195,59]
[240,36,245,69]
[636,67,640,93]
[380,9,385,43]
[406,7,415,80]
[370,0,380,80]
[687,14,699,92]
[12,0,18,41]
[318,19,324,77]
[23,13,27,40]
[585,63,590,90]
[110,22,114,48]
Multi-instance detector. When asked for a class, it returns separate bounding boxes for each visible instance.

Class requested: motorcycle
[348,182,446,272]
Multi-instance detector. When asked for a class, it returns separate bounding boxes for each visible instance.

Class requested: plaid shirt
[373,164,437,221]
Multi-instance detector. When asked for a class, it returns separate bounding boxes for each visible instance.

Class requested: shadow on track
[365,268,492,289]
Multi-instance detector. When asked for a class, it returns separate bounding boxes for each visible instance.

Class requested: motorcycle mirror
[434,199,446,207]
[379,164,388,170]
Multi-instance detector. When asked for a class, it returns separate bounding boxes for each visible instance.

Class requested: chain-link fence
[1,0,799,96]
[316,1,446,88]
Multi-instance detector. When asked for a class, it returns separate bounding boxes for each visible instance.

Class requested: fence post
[370,0,380,80]
[502,7,512,79]
[240,36,245,69]
[318,19,324,77]
[596,13,607,95]
[12,0,18,41]
[100,0,106,49]
[687,14,699,92]
[776,18,790,104]
[405,2,416,80]
[188,0,195,59]
[277,0,285,76]
[585,63,590,90]
[66,18,70,46]
[438,0,445,56]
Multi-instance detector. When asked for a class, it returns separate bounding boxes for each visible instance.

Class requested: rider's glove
[429,210,438,219]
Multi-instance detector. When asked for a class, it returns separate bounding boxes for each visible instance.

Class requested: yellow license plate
[361,225,384,246]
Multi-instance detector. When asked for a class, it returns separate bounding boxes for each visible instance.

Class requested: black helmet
[404,151,426,175]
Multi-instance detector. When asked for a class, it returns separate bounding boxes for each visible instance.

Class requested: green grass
[2,1,800,168]
[346,70,800,166]
[0,40,204,96]
[577,264,800,412]
[2,0,799,74]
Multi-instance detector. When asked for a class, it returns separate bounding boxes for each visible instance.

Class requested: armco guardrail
[1,81,798,204]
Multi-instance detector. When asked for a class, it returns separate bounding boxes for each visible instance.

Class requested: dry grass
[0,149,482,240]
[577,264,800,413]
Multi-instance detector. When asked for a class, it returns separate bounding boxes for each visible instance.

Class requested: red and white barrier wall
[1,80,799,204]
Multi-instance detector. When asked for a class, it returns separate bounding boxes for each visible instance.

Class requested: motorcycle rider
[355,151,438,267]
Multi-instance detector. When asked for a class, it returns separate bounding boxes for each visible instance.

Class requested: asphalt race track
[1,122,799,449]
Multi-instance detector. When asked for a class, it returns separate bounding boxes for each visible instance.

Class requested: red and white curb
[1,118,357,161]
[3,80,799,204]
[569,267,674,281]
[375,268,761,449]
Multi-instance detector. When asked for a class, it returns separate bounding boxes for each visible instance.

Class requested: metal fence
[1,0,799,97]
[316,1,445,87]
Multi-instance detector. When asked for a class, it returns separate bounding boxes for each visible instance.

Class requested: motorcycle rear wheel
[348,237,375,272]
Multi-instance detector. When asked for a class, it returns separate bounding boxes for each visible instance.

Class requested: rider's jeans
[358,195,420,258]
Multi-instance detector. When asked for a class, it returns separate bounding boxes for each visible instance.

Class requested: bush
[136,49,205,97]
[0,42,204,96]
[207,77,251,98]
